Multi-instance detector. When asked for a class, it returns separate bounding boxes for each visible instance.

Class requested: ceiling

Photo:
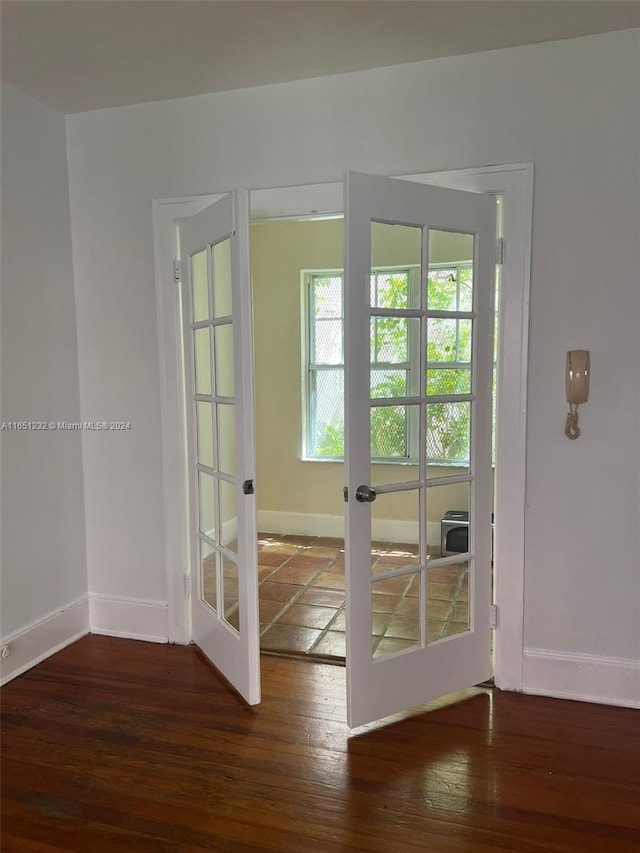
[2,1,639,114]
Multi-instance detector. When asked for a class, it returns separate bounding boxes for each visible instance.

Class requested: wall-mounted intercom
[565,349,590,439]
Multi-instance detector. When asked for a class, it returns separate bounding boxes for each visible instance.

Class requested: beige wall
[250,218,476,535]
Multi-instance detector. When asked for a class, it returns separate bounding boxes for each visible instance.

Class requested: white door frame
[151,162,533,692]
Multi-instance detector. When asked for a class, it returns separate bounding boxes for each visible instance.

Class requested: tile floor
[257,532,470,662]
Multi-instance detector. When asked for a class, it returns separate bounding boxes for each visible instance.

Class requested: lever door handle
[355,485,377,503]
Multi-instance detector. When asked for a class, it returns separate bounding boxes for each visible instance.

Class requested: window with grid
[304,263,479,464]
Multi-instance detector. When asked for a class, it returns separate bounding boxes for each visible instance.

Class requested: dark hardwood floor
[2,636,639,852]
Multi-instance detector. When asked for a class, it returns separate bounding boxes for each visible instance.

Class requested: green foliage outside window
[309,265,478,464]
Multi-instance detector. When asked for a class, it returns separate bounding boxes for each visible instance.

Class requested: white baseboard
[89,593,169,643]
[258,510,344,539]
[257,510,439,546]
[523,648,640,709]
[0,596,90,686]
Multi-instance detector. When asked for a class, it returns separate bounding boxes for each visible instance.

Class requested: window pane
[310,369,344,457]
[313,276,342,318]
[371,317,408,363]
[427,368,471,396]
[191,250,209,322]
[213,238,232,318]
[313,318,342,364]
[426,401,471,469]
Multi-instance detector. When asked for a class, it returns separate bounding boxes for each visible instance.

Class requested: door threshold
[260,649,346,668]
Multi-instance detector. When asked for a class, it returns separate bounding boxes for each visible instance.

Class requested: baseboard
[257,510,439,546]
[89,593,169,643]
[0,596,90,686]
[523,648,640,709]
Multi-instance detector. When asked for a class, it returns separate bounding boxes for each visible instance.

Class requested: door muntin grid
[367,221,476,660]
[188,235,241,635]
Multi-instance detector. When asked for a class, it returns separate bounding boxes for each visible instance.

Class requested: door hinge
[173,259,183,282]
[184,574,192,598]
[495,238,504,265]
[490,604,498,629]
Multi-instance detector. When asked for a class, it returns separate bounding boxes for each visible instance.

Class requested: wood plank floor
[2,636,639,852]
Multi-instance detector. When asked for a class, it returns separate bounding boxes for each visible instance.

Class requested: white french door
[344,172,496,727]
[180,191,260,705]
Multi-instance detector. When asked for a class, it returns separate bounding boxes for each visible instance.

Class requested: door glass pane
[200,538,217,612]
[427,317,472,364]
[213,238,233,318]
[222,553,240,632]
[219,478,238,554]
[371,223,421,310]
[371,402,420,485]
[196,401,214,468]
[427,560,470,642]
[428,481,470,559]
[370,317,420,399]
[217,403,236,476]
[370,488,420,572]
[193,328,212,395]
[198,471,216,539]
[214,323,235,397]
[372,571,422,659]
[370,404,408,460]
[426,401,471,473]
[191,250,209,322]
[427,231,474,310]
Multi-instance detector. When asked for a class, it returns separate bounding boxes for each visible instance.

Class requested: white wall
[1,84,88,679]
[65,31,640,704]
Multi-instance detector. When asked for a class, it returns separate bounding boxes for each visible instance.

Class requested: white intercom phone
[565,350,590,439]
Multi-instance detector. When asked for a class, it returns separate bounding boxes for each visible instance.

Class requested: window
[304,263,480,464]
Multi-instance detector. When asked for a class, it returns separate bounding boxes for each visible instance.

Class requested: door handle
[355,485,377,503]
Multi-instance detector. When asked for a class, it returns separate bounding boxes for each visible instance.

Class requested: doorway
[250,214,491,663]
[152,163,531,703]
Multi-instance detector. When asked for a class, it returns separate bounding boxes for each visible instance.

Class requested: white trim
[523,648,640,709]
[0,596,89,685]
[88,593,169,643]
[153,163,532,692]
[153,196,221,643]
[402,164,532,692]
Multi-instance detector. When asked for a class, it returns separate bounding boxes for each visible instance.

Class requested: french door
[180,191,260,705]
[344,172,496,727]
